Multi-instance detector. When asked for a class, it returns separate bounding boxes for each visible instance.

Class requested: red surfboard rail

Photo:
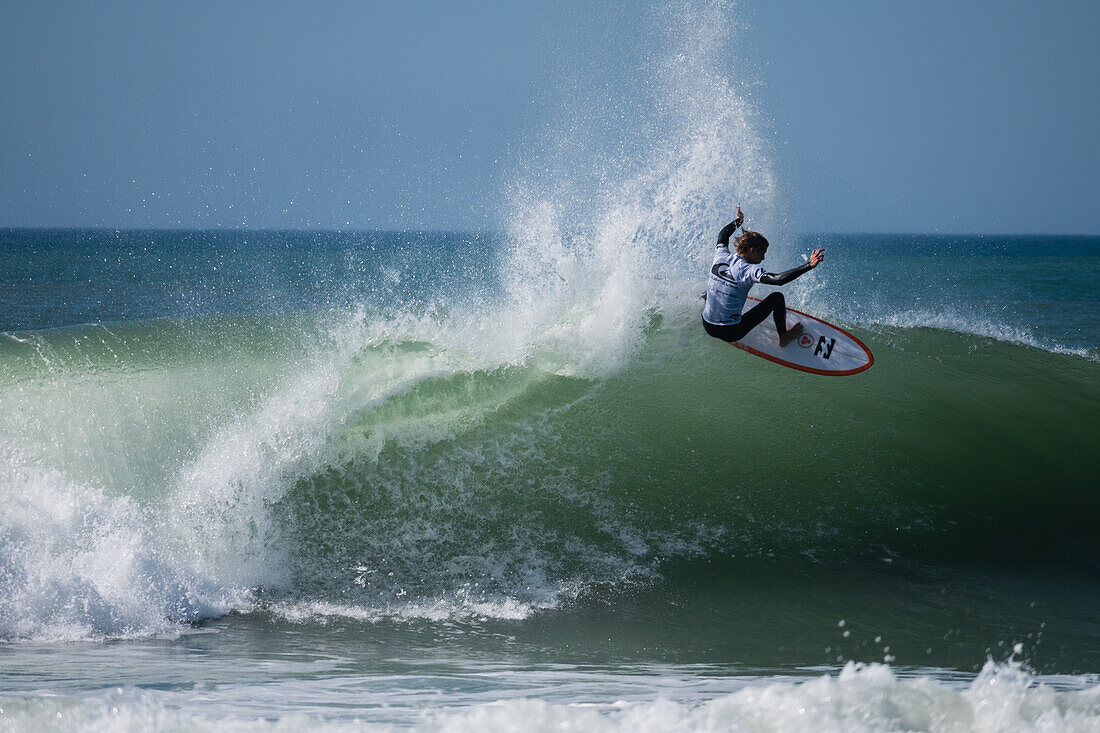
[728,296,874,376]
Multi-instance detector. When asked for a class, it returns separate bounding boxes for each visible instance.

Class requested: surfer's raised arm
[716,205,744,246]
[759,248,825,285]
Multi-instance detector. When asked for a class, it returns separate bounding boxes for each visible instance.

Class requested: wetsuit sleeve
[759,261,813,285]
[716,215,744,245]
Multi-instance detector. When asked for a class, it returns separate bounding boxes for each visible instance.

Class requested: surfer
[701,205,825,347]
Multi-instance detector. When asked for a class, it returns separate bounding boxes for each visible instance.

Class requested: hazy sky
[2,1,1098,233]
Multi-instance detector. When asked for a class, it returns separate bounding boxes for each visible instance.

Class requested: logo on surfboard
[813,335,837,359]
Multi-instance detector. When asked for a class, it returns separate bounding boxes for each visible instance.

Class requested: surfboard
[730,296,874,376]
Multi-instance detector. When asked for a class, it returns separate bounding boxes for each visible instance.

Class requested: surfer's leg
[741,292,784,333]
[739,293,802,346]
[763,292,804,346]
[763,292,787,335]
[703,293,797,344]
[709,294,779,342]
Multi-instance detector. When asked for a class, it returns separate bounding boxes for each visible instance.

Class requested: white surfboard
[731,296,874,376]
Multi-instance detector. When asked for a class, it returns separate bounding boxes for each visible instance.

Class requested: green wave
[277,316,1100,601]
[6,313,1097,567]
[4,314,1098,603]
[3,311,1099,661]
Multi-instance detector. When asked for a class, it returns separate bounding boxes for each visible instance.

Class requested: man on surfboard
[702,205,825,347]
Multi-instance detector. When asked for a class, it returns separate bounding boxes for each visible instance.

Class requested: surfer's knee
[763,291,785,306]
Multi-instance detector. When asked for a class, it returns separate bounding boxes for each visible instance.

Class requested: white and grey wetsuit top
[701,246,765,326]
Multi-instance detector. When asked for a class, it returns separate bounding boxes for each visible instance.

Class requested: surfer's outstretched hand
[809,248,825,267]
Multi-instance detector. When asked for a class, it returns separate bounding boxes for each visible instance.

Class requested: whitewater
[2,2,1100,731]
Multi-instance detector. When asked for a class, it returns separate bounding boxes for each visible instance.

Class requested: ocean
[1,227,1098,731]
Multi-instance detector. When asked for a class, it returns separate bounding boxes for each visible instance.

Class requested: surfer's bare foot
[779,321,803,347]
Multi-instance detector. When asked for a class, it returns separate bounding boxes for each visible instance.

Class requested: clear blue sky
[2,1,1098,233]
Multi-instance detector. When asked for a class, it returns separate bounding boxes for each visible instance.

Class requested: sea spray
[499,0,784,376]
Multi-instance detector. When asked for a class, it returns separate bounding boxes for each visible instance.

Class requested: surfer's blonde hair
[735,230,769,255]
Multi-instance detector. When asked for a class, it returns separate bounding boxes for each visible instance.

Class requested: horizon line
[3,226,1100,238]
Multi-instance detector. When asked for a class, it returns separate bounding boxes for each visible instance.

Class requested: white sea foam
[265,593,562,624]
[1,662,1098,732]
[0,460,242,641]
[415,662,1100,733]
